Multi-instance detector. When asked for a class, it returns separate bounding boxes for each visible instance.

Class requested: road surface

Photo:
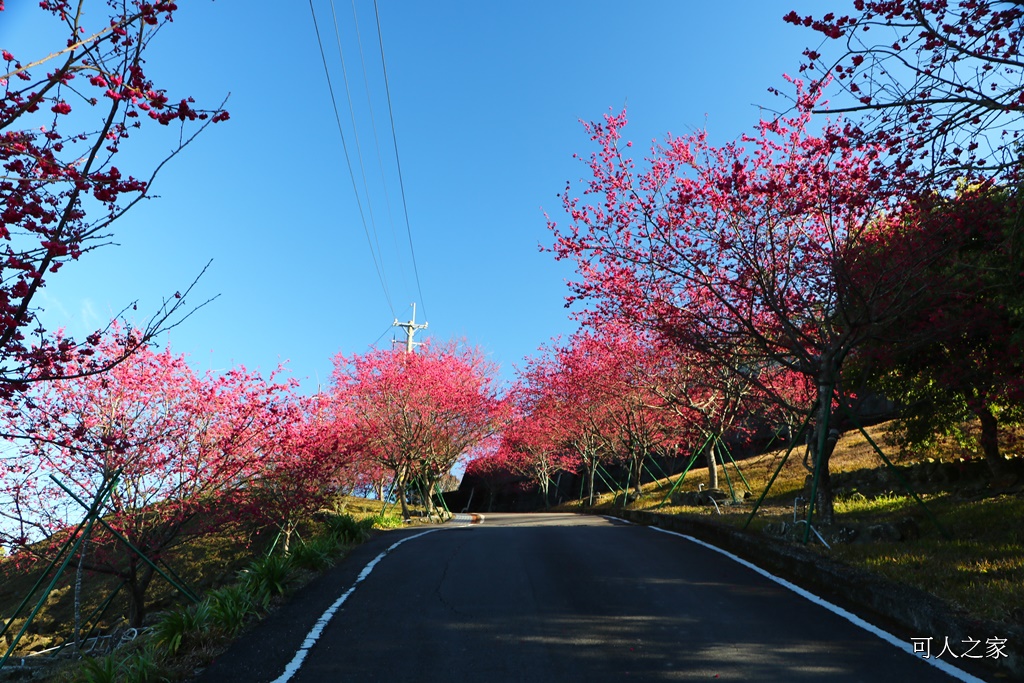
[196,513,984,682]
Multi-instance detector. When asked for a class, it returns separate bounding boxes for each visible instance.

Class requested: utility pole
[393,303,428,353]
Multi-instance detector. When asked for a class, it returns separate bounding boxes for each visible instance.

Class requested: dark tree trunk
[809,381,839,527]
[976,404,1008,477]
[126,562,155,629]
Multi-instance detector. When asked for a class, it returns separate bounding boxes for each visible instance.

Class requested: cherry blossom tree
[854,183,1024,475]
[548,102,947,524]
[463,446,522,512]
[516,338,616,506]
[566,327,687,500]
[785,1,1024,184]
[0,1,228,398]
[0,332,292,626]
[328,342,506,521]
[501,383,579,508]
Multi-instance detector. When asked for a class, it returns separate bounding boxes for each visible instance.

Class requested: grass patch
[0,494,430,681]
[560,421,1024,631]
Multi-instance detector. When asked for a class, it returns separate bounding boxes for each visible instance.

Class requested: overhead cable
[308,0,396,317]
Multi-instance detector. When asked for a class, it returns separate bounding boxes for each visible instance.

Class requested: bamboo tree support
[742,411,812,530]
[716,439,753,493]
[642,462,662,490]
[0,475,118,670]
[379,475,400,517]
[714,438,738,503]
[433,481,451,519]
[617,461,634,506]
[594,463,620,500]
[646,456,672,485]
[657,433,715,509]
[840,404,951,540]
[266,527,284,556]
[415,479,432,520]
[53,477,199,603]
[158,558,201,603]
[55,581,126,657]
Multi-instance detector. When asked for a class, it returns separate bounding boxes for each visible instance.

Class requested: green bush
[206,584,258,636]
[323,513,374,544]
[371,512,404,529]
[152,602,212,656]
[120,644,167,683]
[239,552,294,604]
[73,655,121,683]
[290,535,338,571]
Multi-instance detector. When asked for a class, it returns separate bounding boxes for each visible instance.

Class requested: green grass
[0,494,430,681]
[559,421,1024,631]
[833,491,914,515]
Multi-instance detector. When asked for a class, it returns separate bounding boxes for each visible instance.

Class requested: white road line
[648,525,987,683]
[270,528,446,683]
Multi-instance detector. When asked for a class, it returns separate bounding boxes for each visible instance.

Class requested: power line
[308,0,396,317]
[327,0,393,298]
[350,0,412,301]
[373,0,429,319]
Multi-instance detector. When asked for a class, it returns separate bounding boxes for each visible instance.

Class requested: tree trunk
[809,380,838,527]
[632,451,646,499]
[280,520,295,555]
[74,535,87,649]
[126,562,155,629]
[975,405,1008,477]
[421,478,436,519]
[706,439,719,490]
[586,459,597,506]
[398,477,411,521]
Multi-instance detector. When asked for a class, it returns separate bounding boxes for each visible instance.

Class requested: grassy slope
[0,496,406,660]
[567,422,1024,628]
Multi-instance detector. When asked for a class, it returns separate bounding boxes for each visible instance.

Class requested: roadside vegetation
[0,497,412,682]
[563,421,1024,629]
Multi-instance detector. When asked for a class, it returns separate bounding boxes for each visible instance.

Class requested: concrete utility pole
[393,303,428,353]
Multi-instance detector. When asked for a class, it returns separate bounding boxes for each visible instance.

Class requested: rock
[829,525,860,544]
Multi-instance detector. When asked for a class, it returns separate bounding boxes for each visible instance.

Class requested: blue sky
[3,0,825,392]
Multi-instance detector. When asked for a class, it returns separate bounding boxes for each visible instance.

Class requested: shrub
[72,655,121,683]
[152,602,212,656]
[371,512,404,529]
[239,552,294,604]
[206,584,257,636]
[323,513,374,545]
[290,536,338,572]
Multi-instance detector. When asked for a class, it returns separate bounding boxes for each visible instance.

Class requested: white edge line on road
[646,524,986,683]
[270,528,447,683]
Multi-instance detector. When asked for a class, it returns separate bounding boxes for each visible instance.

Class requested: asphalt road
[196,513,982,682]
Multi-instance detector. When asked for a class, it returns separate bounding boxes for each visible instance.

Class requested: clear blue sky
[3,0,825,393]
